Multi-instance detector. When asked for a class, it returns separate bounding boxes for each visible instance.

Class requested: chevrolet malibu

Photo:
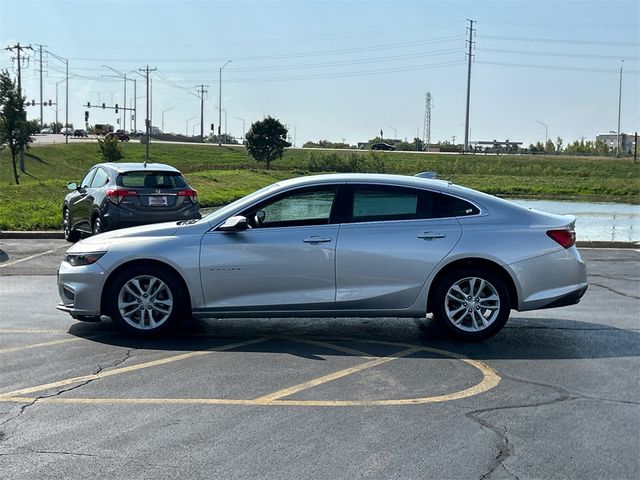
[57,173,588,341]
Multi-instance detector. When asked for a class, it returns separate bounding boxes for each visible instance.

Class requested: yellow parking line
[0,337,269,398]
[253,346,422,404]
[279,337,375,358]
[0,337,81,354]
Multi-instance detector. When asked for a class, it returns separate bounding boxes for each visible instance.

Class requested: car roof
[97,162,181,174]
[273,173,455,191]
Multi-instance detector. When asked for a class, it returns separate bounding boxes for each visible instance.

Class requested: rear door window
[348,185,480,222]
[90,168,109,188]
[116,172,188,189]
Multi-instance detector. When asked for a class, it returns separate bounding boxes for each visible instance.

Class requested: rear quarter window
[117,172,188,189]
[433,192,480,217]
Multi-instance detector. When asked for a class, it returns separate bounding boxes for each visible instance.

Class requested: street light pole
[186,116,197,136]
[162,106,175,133]
[233,116,246,141]
[616,59,624,157]
[102,65,128,130]
[536,120,548,145]
[388,125,397,142]
[218,60,231,146]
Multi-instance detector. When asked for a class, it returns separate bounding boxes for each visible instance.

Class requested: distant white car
[57,173,588,341]
[40,127,53,134]
[62,128,74,135]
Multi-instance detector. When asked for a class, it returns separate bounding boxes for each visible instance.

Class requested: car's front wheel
[432,268,511,341]
[63,208,80,243]
[107,265,185,335]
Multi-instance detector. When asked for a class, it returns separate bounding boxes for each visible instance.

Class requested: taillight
[547,229,576,249]
[177,189,198,204]
[106,189,138,205]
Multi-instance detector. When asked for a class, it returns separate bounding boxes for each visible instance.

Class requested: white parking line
[0,246,67,269]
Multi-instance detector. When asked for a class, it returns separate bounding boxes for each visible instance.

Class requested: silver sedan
[57,173,588,341]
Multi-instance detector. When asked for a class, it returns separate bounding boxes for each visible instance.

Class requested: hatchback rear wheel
[63,208,80,243]
[432,267,510,341]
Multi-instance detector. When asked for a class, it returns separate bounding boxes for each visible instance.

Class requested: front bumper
[57,260,108,317]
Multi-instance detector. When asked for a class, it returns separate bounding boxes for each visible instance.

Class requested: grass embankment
[0,142,638,230]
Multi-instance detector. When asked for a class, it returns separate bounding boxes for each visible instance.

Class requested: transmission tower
[423,92,432,151]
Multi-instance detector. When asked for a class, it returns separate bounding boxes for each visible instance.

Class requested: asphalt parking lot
[0,239,638,479]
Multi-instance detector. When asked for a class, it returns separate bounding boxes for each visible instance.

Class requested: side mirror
[218,215,249,232]
[67,182,78,190]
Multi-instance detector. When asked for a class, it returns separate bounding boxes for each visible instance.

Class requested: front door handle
[303,236,332,243]
[418,232,446,240]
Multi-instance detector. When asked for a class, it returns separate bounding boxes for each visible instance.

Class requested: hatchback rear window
[116,172,188,189]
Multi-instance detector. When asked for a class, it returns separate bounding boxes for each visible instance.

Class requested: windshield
[202,183,282,223]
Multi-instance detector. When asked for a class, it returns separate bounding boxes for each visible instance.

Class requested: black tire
[92,215,103,235]
[107,264,186,336]
[432,267,511,342]
[63,208,81,243]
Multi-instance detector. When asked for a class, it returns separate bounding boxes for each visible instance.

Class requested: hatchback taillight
[546,229,576,249]
[106,189,138,205]
[177,189,198,204]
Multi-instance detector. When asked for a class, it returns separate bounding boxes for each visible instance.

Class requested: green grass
[0,141,638,230]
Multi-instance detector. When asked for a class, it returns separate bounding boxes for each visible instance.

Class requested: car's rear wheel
[63,208,80,243]
[92,215,103,235]
[107,265,185,335]
[432,268,510,341]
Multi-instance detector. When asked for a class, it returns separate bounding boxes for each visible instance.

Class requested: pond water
[511,199,639,242]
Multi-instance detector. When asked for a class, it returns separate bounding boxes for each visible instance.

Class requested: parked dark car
[371,142,396,151]
[73,129,88,137]
[106,130,130,142]
[62,162,201,242]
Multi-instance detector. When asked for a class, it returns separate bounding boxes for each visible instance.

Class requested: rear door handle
[303,236,332,243]
[418,232,446,240]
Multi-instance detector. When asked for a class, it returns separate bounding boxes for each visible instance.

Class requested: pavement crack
[590,282,640,300]
[467,375,575,480]
[0,349,133,442]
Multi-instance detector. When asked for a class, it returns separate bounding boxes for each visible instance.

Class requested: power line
[477,34,640,47]
[479,47,640,61]
[476,60,640,74]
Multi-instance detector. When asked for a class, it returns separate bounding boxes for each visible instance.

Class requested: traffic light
[48,100,52,106]
[85,111,89,121]
[115,104,118,113]
[102,103,105,109]
[87,102,90,108]
[210,123,214,131]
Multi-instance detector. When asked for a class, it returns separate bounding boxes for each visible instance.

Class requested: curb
[0,231,638,248]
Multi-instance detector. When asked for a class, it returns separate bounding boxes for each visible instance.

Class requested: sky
[1,0,638,146]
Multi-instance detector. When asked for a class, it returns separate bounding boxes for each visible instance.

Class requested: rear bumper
[510,246,588,311]
[105,204,200,230]
[538,284,588,309]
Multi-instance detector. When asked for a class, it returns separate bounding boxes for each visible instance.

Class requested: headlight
[65,252,106,266]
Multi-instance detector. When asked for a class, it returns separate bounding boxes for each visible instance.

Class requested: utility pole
[196,84,209,141]
[139,65,156,160]
[423,92,432,152]
[463,19,475,153]
[36,44,47,128]
[616,59,623,157]
[45,49,69,144]
[219,60,231,145]
[6,43,34,172]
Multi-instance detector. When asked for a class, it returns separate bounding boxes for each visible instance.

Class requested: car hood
[68,221,184,253]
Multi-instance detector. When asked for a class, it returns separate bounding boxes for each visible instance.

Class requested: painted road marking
[0,337,269,398]
[0,337,82,354]
[0,337,500,406]
[0,329,70,334]
[253,346,422,404]
[0,245,67,269]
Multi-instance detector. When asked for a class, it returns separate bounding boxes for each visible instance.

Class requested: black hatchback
[63,162,201,242]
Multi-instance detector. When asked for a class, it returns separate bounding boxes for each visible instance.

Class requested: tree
[0,70,34,184]
[97,135,123,162]
[555,136,564,153]
[245,116,291,169]
[545,138,556,153]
